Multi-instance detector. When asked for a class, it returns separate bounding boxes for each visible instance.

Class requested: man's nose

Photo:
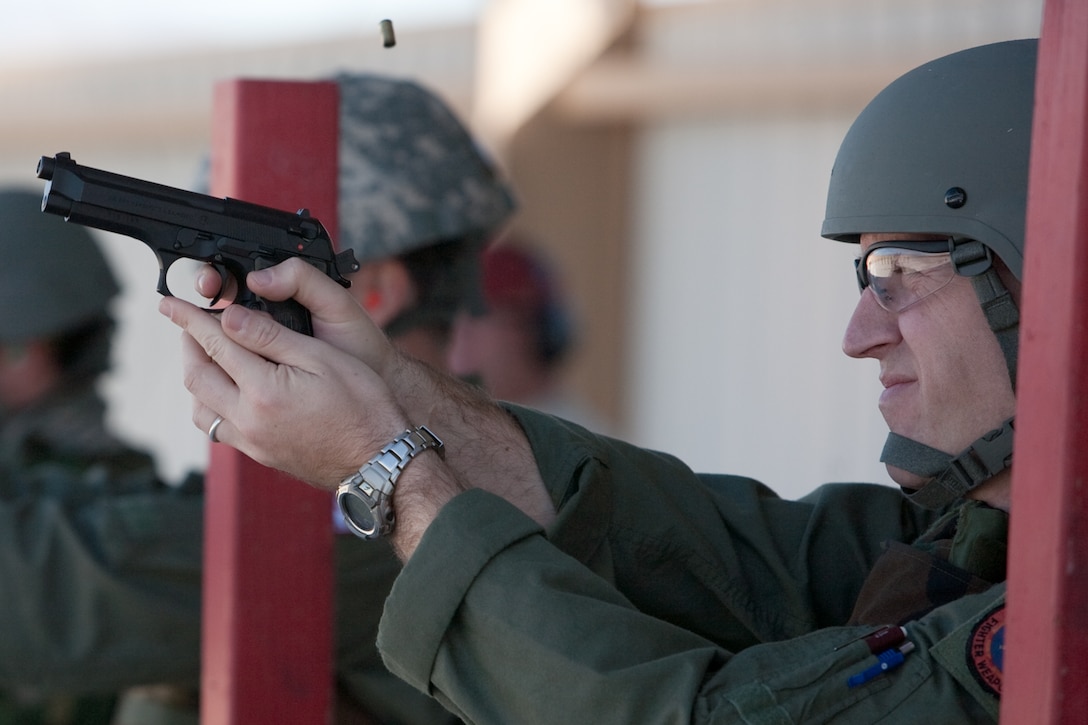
[842,287,900,359]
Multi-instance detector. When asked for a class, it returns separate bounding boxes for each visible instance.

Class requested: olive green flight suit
[378,406,1008,724]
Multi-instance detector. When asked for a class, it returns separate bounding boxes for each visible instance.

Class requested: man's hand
[164,257,555,558]
[194,258,392,373]
[161,258,402,487]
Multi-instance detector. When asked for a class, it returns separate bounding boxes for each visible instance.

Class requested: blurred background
[0,0,1042,498]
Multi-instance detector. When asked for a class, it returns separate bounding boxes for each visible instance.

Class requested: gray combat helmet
[821,39,1038,509]
[822,39,1035,278]
[0,188,120,343]
[334,74,516,336]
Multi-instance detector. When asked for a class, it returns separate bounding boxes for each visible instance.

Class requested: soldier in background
[0,188,203,725]
[447,240,612,433]
[330,74,514,372]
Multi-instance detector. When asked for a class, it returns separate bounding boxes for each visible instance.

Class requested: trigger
[208,266,230,307]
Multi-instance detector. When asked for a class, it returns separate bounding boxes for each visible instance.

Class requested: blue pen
[847,641,916,688]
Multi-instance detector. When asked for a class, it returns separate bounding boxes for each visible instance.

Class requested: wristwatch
[336,425,444,540]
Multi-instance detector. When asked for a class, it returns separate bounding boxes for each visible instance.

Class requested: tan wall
[505,115,634,427]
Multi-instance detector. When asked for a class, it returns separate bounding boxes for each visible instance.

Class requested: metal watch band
[335,425,444,540]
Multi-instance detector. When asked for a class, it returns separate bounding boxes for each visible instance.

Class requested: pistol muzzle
[36,155,55,181]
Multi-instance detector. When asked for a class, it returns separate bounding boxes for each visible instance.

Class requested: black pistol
[37,152,359,336]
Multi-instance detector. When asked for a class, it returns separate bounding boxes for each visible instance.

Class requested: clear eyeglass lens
[860,247,955,312]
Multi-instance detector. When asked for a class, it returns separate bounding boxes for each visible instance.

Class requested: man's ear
[350,259,416,329]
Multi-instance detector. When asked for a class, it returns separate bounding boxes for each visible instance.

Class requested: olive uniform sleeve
[376,408,990,723]
[509,406,938,644]
[379,490,998,724]
[334,535,462,724]
[0,485,204,694]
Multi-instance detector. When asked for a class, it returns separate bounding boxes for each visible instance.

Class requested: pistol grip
[259,297,314,337]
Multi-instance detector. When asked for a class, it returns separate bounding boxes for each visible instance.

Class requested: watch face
[339,490,378,536]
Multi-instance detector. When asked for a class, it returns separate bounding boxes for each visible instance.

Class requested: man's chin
[884,462,929,491]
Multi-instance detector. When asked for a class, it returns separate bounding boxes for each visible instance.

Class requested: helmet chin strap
[880,240,1020,509]
[881,418,1015,509]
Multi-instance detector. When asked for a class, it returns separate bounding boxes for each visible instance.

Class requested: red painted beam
[202,80,339,724]
[1004,3,1088,722]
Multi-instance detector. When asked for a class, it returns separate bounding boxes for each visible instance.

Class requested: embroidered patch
[966,604,1005,697]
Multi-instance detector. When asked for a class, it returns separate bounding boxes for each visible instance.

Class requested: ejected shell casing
[380,19,396,48]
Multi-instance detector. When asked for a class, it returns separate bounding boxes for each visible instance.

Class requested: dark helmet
[0,188,119,343]
[822,39,1036,280]
[821,39,1038,509]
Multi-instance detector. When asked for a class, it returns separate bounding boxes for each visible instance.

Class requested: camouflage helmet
[333,73,516,264]
[0,188,119,343]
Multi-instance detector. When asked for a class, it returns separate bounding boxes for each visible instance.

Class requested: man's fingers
[245,259,392,370]
[163,289,349,406]
[245,258,357,321]
[178,330,239,424]
[161,296,264,411]
[216,303,323,373]
[194,265,240,307]
[162,288,405,484]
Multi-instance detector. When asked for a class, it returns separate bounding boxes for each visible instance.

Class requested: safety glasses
[855,239,956,313]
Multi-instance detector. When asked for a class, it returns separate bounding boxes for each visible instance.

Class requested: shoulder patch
[928,588,1006,720]
[966,604,1005,696]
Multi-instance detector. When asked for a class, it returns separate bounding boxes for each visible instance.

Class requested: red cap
[481,243,554,313]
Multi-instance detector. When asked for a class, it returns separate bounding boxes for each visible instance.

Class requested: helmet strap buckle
[950,239,993,277]
[944,417,1016,489]
[883,417,1016,510]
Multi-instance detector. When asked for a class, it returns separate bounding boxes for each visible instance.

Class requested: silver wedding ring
[208,415,225,443]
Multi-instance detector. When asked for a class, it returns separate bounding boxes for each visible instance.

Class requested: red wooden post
[201,80,339,724]
[1003,2,1088,722]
